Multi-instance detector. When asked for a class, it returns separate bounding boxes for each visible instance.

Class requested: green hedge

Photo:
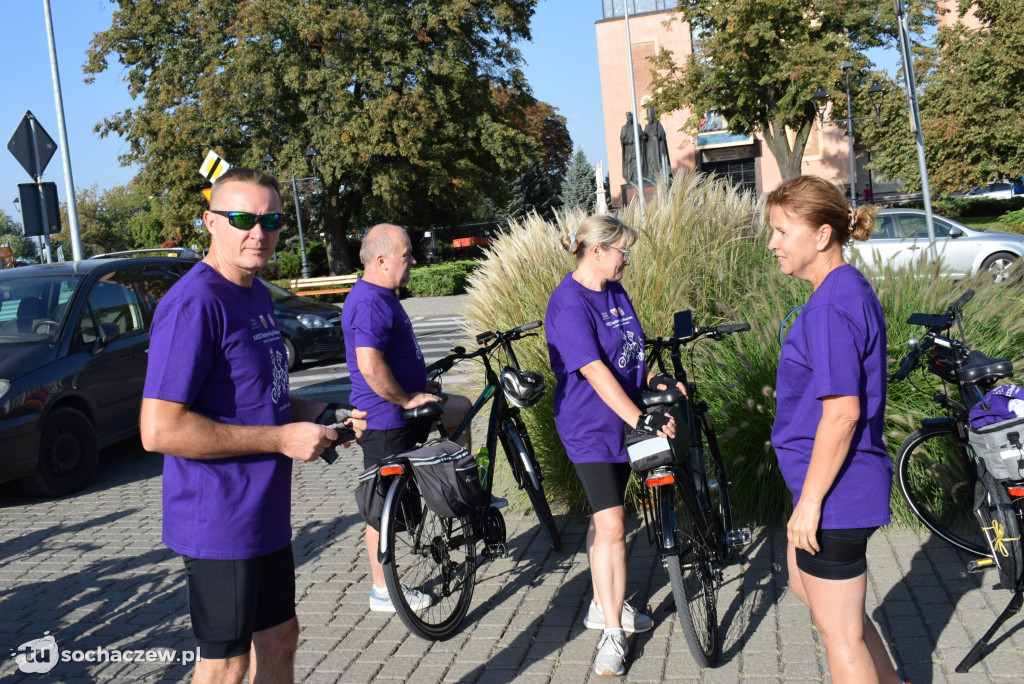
[405,260,481,297]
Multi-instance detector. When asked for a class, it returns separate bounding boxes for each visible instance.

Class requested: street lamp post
[262,147,320,280]
[813,67,885,208]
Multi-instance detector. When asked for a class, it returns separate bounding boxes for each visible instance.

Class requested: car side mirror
[949,227,964,238]
[95,322,120,351]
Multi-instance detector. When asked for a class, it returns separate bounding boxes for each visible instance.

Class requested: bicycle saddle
[402,397,445,421]
[639,388,683,408]
[958,351,1014,386]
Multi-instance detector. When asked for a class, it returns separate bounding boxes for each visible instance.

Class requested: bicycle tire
[503,422,562,551]
[663,486,719,666]
[976,468,1022,590]
[382,473,477,640]
[695,414,734,565]
[896,423,988,557]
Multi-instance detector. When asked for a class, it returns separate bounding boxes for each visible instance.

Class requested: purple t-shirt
[772,265,891,528]
[144,262,293,560]
[546,273,646,463]
[342,279,426,430]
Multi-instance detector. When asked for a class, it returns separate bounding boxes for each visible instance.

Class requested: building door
[702,159,756,193]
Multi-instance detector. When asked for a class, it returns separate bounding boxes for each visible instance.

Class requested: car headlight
[297,314,330,329]
[0,379,9,402]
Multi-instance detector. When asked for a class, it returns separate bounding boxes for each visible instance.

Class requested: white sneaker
[583,600,653,634]
[594,630,628,676]
[368,585,431,612]
[489,495,509,509]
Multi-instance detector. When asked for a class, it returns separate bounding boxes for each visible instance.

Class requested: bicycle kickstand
[955,585,1024,672]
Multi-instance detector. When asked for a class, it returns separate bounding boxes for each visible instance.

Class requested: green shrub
[277,252,301,279]
[999,207,1024,225]
[406,260,481,297]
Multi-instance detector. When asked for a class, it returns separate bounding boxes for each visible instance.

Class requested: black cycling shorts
[182,543,296,659]
[795,527,878,580]
[574,461,632,513]
[355,420,431,529]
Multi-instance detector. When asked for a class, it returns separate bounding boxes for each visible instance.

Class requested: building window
[602,0,673,20]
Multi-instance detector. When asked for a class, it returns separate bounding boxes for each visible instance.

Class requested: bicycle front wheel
[664,486,719,666]
[503,422,561,551]
[382,474,477,640]
[896,423,988,557]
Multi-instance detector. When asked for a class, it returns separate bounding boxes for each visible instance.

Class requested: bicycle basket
[968,417,1024,481]
[500,367,546,408]
[407,440,486,518]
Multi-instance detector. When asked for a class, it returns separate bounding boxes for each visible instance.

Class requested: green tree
[861,0,1024,197]
[0,209,38,261]
[86,0,542,274]
[560,148,596,214]
[649,0,938,180]
[53,183,166,256]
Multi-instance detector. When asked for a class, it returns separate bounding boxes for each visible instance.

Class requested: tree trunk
[762,111,815,181]
[323,190,354,275]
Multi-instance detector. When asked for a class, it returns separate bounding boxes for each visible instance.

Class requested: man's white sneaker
[583,600,653,634]
[593,630,628,676]
[368,585,431,612]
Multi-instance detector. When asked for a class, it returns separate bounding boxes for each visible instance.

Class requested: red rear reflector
[380,465,405,476]
[1008,487,1024,497]
[646,474,675,486]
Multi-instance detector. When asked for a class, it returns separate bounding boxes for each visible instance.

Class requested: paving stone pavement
[3,297,1024,682]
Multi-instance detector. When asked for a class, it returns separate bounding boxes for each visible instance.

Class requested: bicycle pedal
[726,527,753,547]
[484,542,508,559]
[966,557,997,573]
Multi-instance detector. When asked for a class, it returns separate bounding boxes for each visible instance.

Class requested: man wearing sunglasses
[140,167,365,684]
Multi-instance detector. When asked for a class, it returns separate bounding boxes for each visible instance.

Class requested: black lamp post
[813,64,886,209]
[261,147,320,279]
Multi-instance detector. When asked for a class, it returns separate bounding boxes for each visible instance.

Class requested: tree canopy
[86,0,546,273]
[560,148,596,214]
[0,209,37,262]
[649,0,938,180]
[52,183,165,257]
[861,0,1024,196]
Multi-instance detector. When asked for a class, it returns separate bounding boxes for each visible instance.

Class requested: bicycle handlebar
[892,290,975,382]
[427,321,542,377]
[647,320,750,347]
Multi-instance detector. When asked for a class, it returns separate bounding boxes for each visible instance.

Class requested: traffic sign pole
[43,0,83,261]
[28,118,53,264]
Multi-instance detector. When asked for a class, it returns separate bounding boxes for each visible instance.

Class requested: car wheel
[284,337,298,371]
[20,407,99,497]
[981,252,1018,283]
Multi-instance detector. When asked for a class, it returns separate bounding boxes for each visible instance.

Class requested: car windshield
[260,278,296,302]
[0,274,81,344]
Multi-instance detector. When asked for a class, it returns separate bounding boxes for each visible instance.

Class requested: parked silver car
[849,209,1024,283]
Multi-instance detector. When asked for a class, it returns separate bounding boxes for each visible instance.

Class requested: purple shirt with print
[772,265,891,528]
[144,262,294,560]
[342,279,426,430]
[546,273,646,463]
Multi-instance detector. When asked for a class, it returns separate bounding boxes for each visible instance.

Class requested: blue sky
[1,1,898,228]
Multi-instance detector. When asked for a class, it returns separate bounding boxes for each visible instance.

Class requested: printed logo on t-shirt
[617,329,644,371]
[270,347,288,404]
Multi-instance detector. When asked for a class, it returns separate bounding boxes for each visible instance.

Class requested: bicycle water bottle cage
[639,388,683,408]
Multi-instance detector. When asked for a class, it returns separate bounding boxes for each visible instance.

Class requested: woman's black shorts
[574,461,632,513]
[795,527,878,580]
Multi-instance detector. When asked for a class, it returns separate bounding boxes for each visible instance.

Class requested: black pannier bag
[356,464,423,531]
[968,417,1024,481]
[408,440,486,517]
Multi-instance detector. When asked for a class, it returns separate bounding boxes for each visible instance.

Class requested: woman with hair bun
[545,214,682,676]
[766,176,903,683]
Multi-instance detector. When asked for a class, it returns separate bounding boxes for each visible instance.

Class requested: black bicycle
[632,311,752,666]
[890,290,1015,557]
[374,320,560,640]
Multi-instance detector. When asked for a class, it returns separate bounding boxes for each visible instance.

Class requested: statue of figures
[620,112,646,186]
[643,105,672,182]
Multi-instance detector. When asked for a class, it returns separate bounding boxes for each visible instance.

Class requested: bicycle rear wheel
[503,422,561,551]
[382,474,477,640]
[976,468,1022,590]
[663,485,719,666]
[896,423,988,557]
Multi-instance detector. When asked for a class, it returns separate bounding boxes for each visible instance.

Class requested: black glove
[647,373,676,391]
[317,403,355,429]
[317,403,357,464]
[634,410,672,436]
